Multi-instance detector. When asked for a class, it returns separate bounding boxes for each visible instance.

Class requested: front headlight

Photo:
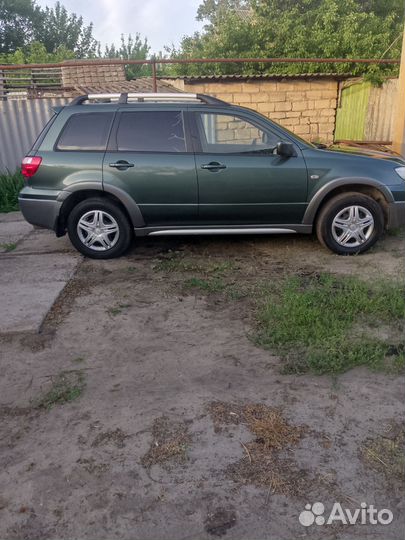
[395,167,405,180]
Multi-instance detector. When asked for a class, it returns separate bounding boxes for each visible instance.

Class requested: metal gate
[335,79,398,144]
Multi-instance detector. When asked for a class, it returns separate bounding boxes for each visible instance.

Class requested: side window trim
[108,109,193,154]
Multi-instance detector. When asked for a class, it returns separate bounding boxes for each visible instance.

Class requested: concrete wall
[165,77,339,144]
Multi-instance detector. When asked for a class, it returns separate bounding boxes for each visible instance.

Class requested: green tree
[1,0,98,59]
[0,0,40,53]
[8,41,75,64]
[168,0,404,77]
[32,1,98,57]
[104,34,150,79]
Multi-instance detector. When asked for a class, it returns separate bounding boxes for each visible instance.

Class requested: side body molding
[58,181,145,228]
[303,177,395,225]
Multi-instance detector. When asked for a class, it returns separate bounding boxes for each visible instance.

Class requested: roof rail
[68,93,230,106]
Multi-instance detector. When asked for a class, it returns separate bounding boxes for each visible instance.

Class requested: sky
[35,0,204,53]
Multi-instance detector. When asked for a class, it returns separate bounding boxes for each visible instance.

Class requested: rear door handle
[201,162,227,171]
[109,160,134,170]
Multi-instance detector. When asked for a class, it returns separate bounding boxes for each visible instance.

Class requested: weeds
[184,276,227,293]
[106,303,131,317]
[35,370,85,409]
[255,273,405,374]
[208,401,308,495]
[1,242,17,252]
[141,416,191,469]
[154,253,234,275]
[0,171,24,213]
[362,423,405,484]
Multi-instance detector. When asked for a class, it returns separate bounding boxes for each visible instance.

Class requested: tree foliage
[32,2,98,58]
[0,0,150,76]
[0,0,39,54]
[167,0,404,77]
[0,0,98,61]
[104,34,150,79]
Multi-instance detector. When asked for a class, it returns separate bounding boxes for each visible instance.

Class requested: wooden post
[0,69,5,100]
[392,26,405,156]
[151,58,157,92]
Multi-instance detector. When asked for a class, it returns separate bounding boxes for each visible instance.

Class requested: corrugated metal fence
[335,79,398,143]
[0,98,68,172]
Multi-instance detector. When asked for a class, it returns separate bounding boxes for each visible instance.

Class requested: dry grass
[362,423,405,485]
[141,416,191,469]
[91,428,128,449]
[207,401,307,495]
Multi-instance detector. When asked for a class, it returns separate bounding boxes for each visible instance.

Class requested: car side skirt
[134,225,312,237]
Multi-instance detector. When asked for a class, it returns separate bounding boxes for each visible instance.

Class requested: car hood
[325,144,405,165]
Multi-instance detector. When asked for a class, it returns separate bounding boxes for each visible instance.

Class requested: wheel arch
[57,182,145,235]
[304,178,393,228]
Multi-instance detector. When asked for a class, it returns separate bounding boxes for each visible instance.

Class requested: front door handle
[109,160,134,170]
[201,162,227,171]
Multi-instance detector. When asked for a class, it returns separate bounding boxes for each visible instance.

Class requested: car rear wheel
[316,192,384,255]
[67,198,132,259]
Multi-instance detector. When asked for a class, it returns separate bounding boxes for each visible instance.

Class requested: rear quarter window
[56,112,113,151]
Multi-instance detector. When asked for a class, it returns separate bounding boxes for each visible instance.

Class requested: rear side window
[116,111,186,153]
[56,113,113,151]
[30,113,57,153]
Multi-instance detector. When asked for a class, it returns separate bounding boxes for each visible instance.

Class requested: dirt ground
[0,230,404,540]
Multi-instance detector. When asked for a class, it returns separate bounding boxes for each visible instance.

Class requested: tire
[67,198,133,259]
[315,192,384,255]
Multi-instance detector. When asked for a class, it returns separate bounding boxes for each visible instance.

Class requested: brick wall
[164,77,339,144]
[61,62,126,87]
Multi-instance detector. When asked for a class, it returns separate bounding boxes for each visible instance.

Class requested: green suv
[19,92,405,259]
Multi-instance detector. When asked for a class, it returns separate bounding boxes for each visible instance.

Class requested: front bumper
[18,187,63,231]
[387,201,405,229]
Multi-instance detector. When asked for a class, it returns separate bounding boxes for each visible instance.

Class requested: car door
[191,109,308,224]
[103,108,198,225]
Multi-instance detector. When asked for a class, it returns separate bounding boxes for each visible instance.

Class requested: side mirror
[276,141,296,157]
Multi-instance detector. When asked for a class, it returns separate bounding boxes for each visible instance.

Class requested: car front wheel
[67,198,133,259]
[316,192,384,255]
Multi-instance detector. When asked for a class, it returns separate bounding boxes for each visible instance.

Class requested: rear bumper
[18,187,62,231]
[387,201,405,229]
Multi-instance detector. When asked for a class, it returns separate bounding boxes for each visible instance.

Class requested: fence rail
[0,57,400,93]
[0,67,62,98]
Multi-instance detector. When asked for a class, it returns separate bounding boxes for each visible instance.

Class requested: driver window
[198,113,279,154]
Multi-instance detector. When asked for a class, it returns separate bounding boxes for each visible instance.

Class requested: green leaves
[168,0,404,77]
[0,0,97,58]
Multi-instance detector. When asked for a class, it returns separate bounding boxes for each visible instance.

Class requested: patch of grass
[184,276,227,293]
[362,423,405,484]
[91,428,128,449]
[255,273,405,374]
[35,370,86,409]
[208,401,308,495]
[386,227,405,237]
[154,253,234,275]
[141,416,191,469]
[106,303,131,316]
[1,242,17,252]
[0,171,24,213]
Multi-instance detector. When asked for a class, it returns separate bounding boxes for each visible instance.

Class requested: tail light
[21,156,42,178]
